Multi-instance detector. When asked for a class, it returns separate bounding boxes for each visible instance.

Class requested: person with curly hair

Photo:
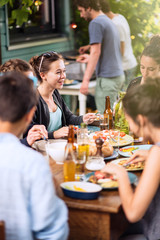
[0,59,48,146]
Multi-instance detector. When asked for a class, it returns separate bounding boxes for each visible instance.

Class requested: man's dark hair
[123,77,160,127]
[0,72,38,122]
[99,0,110,13]
[74,0,101,11]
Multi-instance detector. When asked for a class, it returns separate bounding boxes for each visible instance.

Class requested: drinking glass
[99,115,108,131]
[75,152,86,181]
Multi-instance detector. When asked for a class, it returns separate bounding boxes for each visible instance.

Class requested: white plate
[61,181,102,199]
[89,131,133,147]
[118,144,153,157]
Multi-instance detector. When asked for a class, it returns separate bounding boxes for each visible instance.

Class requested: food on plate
[101,181,118,188]
[102,141,113,157]
[87,175,97,184]
[118,159,145,170]
[119,146,139,152]
[65,185,73,190]
[64,61,70,65]
[95,171,106,179]
[88,171,117,188]
[89,144,97,156]
[88,140,113,157]
[73,125,79,131]
[64,79,74,84]
[89,129,134,147]
[64,185,86,192]
[73,185,86,192]
[92,130,126,139]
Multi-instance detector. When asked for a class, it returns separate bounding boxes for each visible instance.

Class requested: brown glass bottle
[67,125,76,152]
[104,96,113,130]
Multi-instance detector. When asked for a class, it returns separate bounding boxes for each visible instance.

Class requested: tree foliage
[110,0,160,62]
[0,0,42,26]
[73,0,160,73]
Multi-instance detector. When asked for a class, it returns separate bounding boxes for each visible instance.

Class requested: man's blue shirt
[0,133,68,240]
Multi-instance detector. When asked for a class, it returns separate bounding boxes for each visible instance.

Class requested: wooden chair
[0,221,5,240]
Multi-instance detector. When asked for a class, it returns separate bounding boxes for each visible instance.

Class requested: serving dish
[61,181,102,199]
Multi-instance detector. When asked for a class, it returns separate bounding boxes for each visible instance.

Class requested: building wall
[0,0,75,64]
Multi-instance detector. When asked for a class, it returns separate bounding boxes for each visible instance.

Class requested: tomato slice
[104,130,109,133]
[101,136,107,140]
[95,171,106,179]
[120,132,126,137]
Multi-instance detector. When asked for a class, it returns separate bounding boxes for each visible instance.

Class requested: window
[8,0,62,45]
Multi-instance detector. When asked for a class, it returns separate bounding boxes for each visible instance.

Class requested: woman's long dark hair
[123,77,160,127]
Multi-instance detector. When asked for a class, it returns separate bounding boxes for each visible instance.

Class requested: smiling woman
[26,51,97,140]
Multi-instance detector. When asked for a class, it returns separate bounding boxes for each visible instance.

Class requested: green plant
[0,0,42,26]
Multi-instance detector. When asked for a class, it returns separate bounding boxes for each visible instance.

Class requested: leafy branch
[0,0,42,26]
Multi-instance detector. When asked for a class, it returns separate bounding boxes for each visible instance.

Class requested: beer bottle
[67,125,76,152]
[63,143,76,182]
[104,96,113,129]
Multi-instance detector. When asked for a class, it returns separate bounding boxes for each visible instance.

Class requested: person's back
[0,72,68,240]
[111,14,137,71]
[142,183,160,239]
[0,134,68,240]
[89,14,123,78]
[98,0,137,90]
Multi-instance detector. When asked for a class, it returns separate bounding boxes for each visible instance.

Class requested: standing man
[76,0,124,112]
[99,0,137,90]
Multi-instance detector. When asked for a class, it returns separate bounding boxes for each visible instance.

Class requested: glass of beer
[75,152,86,181]
[99,115,108,131]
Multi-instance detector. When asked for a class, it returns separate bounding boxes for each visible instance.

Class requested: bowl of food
[60,181,102,200]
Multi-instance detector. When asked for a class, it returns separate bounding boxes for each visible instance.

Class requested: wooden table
[49,159,132,240]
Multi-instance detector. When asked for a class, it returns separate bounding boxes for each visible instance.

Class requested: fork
[110,136,117,143]
[123,151,134,167]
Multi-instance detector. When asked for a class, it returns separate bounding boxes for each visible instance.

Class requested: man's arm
[80,43,101,95]
[79,44,90,54]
